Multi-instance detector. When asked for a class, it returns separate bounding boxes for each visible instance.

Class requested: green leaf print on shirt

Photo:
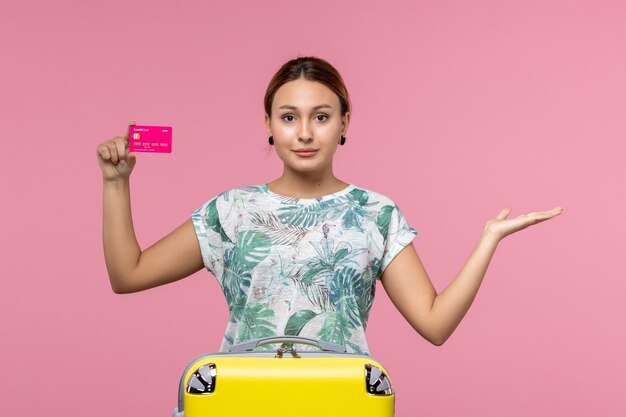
[236,301,278,342]
[222,230,272,322]
[204,197,233,244]
[349,188,370,206]
[284,310,319,336]
[235,230,272,270]
[342,189,378,232]
[330,267,364,329]
[290,269,330,314]
[296,225,367,311]
[286,223,368,314]
[376,205,395,240]
[316,310,352,347]
[222,249,251,322]
[274,188,379,234]
[276,199,342,228]
[248,210,309,246]
[358,258,380,326]
[277,309,320,350]
[315,266,366,347]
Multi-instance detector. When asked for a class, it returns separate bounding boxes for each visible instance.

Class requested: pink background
[1,1,625,416]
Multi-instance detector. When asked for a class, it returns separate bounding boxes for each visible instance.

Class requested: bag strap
[228,336,347,353]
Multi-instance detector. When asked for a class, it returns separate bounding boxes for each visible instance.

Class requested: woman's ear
[341,111,350,134]
[265,113,272,135]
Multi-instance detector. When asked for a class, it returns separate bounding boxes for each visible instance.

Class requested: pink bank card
[129,125,172,153]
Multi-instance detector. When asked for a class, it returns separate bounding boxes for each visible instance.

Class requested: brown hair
[264,56,351,118]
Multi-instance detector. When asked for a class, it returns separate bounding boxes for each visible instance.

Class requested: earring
[340,135,346,145]
[268,136,274,145]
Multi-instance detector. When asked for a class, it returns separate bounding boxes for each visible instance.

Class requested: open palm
[484,206,564,241]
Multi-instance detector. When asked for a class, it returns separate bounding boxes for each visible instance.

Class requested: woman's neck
[266,170,349,199]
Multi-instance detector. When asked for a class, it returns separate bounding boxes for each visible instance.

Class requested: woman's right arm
[98,122,204,294]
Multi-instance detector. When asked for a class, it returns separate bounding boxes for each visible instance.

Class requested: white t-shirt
[191,182,417,355]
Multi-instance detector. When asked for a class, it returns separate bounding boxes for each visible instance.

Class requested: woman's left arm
[380,206,564,346]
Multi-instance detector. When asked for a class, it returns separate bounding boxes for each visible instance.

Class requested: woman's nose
[298,121,313,141]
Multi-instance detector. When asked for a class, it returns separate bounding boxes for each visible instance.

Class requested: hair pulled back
[264,56,351,118]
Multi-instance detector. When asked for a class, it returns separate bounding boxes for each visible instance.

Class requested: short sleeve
[378,203,418,277]
[191,195,227,283]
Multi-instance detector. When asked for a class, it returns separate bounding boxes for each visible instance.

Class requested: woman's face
[265,78,350,174]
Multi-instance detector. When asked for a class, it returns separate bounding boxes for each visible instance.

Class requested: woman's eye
[281,114,328,122]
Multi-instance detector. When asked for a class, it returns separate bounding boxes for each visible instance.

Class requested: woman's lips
[293,150,318,157]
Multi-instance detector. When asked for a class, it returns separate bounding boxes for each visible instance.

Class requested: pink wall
[2,1,624,416]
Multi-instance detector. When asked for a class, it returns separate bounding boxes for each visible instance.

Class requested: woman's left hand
[483,206,564,241]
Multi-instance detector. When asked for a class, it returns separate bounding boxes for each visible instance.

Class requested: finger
[528,212,561,224]
[528,208,562,218]
[496,207,512,220]
[542,209,562,217]
[519,210,553,218]
[539,208,563,218]
[114,137,126,161]
[126,120,136,141]
[106,142,119,164]
[98,145,111,161]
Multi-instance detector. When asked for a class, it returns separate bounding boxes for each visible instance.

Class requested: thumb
[496,207,512,220]
[126,151,138,165]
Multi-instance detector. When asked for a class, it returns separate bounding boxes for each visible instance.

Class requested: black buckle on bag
[275,347,301,358]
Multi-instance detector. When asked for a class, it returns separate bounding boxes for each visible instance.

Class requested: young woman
[97,56,563,355]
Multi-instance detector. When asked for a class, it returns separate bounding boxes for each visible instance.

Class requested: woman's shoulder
[199,183,266,204]
[220,183,266,200]
[350,183,401,208]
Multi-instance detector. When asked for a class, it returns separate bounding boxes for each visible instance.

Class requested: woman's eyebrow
[278,104,333,110]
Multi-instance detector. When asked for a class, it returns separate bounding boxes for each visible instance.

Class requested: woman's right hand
[97,121,138,181]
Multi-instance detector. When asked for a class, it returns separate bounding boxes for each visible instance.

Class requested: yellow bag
[173,336,395,417]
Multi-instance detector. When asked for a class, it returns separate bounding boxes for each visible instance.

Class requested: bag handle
[228,336,347,353]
